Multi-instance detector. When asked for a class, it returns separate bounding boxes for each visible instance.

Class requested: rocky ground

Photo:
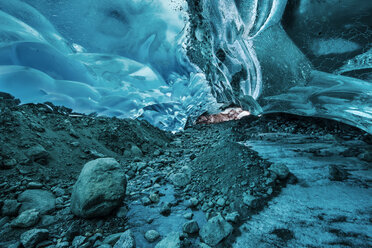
[0,92,371,248]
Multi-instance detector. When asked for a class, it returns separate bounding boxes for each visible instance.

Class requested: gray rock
[40,215,57,226]
[225,212,239,223]
[11,209,39,228]
[187,197,199,208]
[27,182,43,189]
[144,230,160,243]
[113,230,135,248]
[25,144,49,164]
[18,189,55,214]
[72,236,86,247]
[52,187,66,197]
[20,229,49,248]
[169,173,189,187]
[1,200,20,216]
[183,212,193,220]
[103,233,123,245]
[197,243,212,248]
[2,158,17,169]
[5,241,21,248]
[169,166,191,187]
[142,196,151,206]
[56,241,70,248]
[183,220,199,234]
[216,198,225,207]
[131,145,143,157]
[155,232,181,248]
[97,245,112,248]
[268,164,289,180]
[199,214,233,246]
[243,193,259,208]
[71,158,127,218]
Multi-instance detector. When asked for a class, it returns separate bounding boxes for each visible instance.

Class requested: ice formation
[0,0,371,133]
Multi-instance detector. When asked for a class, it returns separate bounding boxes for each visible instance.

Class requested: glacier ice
[0,0,219,131]
[0,0,371,133]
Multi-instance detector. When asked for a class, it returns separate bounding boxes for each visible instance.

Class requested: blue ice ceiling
[0,0,371,133]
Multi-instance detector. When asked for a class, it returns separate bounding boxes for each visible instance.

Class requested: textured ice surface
[235,136,372,247]
[0,0,218,131]
[0,0,371,132]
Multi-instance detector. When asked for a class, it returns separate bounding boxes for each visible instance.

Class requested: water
[127,184,207,247]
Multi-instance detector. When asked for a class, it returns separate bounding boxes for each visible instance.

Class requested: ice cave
[0,0,371,247]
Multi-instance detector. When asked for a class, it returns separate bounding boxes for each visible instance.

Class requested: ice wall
[186,0,372,133]
[0,0,371,133]
[0,0,219,131]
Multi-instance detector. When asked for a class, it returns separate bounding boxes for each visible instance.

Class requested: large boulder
[71,158,127,218]
[18,190,55,214]
[199,215,233,246]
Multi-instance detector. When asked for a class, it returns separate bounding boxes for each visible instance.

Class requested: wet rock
[1,158,17,169]
[71,158,127,218]
[225,212,239,223]
[183,220,199,234]
[328,165,349,181]
[97,244,112,248]
[103,233,123,245]
[187,197,199,208]
[243,193,259,208]
[1,200,21,216]
[155,232,182,248]
[160,202,171,216]
[144,230,160,243]
[142,196,151,206]
[149,193,160,203]
[11,209,39,228]
[25,144,49,165]
[20,228,49,248]
[268,164,289,180]
[113,230,135,248]
[183,212,193,220]
[18,190,55,214]
[199,214,233,246]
